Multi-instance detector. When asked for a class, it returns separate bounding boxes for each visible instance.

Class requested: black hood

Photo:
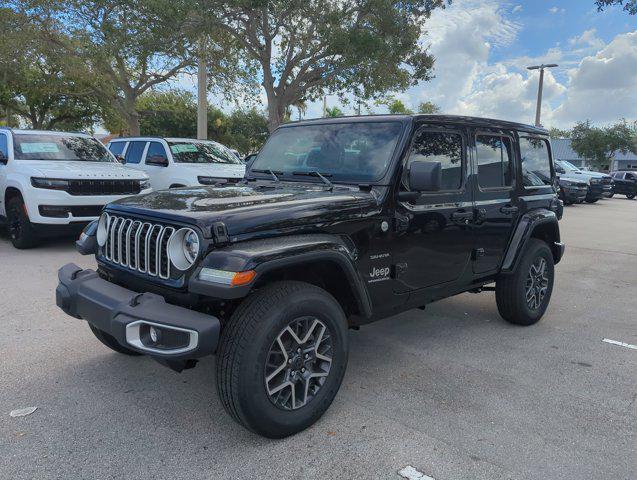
[107,182,381,238]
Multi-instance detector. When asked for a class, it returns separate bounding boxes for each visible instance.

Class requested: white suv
[0,128,151,248]
[106,137,246,190]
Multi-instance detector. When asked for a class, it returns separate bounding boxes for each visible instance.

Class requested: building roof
[551,137,637,162]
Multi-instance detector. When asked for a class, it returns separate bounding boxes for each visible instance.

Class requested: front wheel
[585,198,599,203]
[6,196,40,249]
[216,281,348,438]
[496,239,555,326]
[608,193,614,198]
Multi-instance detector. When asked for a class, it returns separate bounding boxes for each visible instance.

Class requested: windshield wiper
[252,168,281,182]
[292,171,333,190]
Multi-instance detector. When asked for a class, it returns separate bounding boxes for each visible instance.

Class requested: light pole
[197,38,208,140]
[527,63,558,127]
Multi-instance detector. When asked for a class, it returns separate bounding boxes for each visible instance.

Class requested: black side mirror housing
[146,155,169,167]
[0,151,8,164]
[409,160,442,192]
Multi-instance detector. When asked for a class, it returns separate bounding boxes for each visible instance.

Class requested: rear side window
[476,135,513,189]
[406,130,464,191]
[520,137,552,186]
[627,173,636,180]
[0,134,8,159]
[125,141,146,164]
[109,142,126,157]
[146,142,168,162]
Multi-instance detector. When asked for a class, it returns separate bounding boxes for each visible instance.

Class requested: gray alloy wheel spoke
[526,256,549,310]
[265,316,334,411]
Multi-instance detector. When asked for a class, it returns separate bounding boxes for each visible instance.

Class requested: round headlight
[168,228,200,271]
[96,213,109,247]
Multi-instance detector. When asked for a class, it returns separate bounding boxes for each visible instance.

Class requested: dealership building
[551,138,637,171]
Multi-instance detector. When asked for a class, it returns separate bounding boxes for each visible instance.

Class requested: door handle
[500,205,519,215]
[451,210,474,223]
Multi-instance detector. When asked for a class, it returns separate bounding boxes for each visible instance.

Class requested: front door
[393,125,475,293]
[471,129,518,274]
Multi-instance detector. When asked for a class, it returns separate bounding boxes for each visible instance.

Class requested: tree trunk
[266,97,287,132]
[127,111,141,136]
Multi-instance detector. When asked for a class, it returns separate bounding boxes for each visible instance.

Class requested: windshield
[168,141,242,164]
[13,134,114,162]
[250,121,404,182]
[558,160,580,172]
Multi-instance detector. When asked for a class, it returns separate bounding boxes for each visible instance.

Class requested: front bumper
[586,184,604,200]
[56,263,220,361]
[560,185,587,203]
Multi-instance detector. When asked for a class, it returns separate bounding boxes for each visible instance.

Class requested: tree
[417,101,440,114]
[595,0,637,14]
[325,106,344,117]
[23,0,200,135]
[137,90,197,138]
[387,99,413,115]
[198,0,447,131]
[0,7,100,130]
[570,120,637,169]
[225,108,269,154]
[548,127,571,138]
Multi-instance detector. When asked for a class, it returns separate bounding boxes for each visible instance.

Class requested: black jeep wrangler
[56,115,564,438]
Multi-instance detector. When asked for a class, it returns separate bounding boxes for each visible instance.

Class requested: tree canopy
[595,0,637,14]
[197,0,447,131]
[570,120,637,169]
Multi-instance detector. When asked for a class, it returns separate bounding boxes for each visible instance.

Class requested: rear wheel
[496,239,554,326]
[89,325,142,356]
[608,193,614,198]
[627,193,636,199]
[216,281,348,438]
[585,198,599,203]
[6,196,40,249]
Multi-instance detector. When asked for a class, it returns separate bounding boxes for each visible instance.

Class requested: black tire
[89,324,142,356]
[216,281,348,438]
[627,193,636,200]
[6,196,40,249]
[496,238,554,326]
[585,198,599,203]
[608,193,614,198]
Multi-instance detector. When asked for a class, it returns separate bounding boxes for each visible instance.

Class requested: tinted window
[168,141,242,165]
[0,134,7,159]
[125,141,146,164]
[520,137,551,186]
[146,142,168,162]
[476,135,513,188]
[407,130,463,190]
[109,142,126,156]
[13,134,114,162]
[251,122,403,182]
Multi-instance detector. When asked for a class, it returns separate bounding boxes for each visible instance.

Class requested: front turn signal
[199,268,256,287]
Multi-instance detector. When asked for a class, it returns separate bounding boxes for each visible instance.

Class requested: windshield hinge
[211,221,229,245]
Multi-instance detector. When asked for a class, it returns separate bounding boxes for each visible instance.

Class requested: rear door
[471,129,518,274]
[142,141,171,190]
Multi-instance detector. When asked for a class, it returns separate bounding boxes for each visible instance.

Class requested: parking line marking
[602,338,637,350]
[398,465,436,480]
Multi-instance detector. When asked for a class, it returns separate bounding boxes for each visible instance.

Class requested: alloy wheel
[525,257,549,310]
[264,317,333,410]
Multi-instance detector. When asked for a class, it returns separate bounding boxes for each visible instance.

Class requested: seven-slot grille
[102,214,175,279]
[68,179,141,196]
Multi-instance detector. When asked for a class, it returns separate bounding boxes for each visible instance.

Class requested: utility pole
[197,38,208,140]
[527,63,558,127]
[322,96,327,117]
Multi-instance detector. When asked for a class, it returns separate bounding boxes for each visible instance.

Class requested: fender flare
[188,234,373,318]
[500,209,564,274]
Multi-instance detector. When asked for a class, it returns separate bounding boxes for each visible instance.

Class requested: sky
[180,0,637,129]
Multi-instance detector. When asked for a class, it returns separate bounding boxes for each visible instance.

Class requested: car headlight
[198,176,225,185]
[560,179,573,186]
[31,177,70,190]
[139,179,151,190]
[96,213,109,247]
[168,228,200,271]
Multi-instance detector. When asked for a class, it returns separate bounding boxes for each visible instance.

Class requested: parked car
[610,171,637,199]
[107,137,245,190]
[57,115,564,438]
[557,177,588,205]
[554,160,613,203]
[0,128,150,249]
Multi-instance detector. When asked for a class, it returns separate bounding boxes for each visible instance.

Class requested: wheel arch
[501,209,564,274]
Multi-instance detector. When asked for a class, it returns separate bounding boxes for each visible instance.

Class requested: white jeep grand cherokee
[0,128,151,249]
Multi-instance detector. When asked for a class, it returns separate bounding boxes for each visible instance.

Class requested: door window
[0,134,8,160]
[145,142,168,163]
[108,142,126,157]
[626,173,636,180]
[405,130,464,191]
[476,135,513,189]
[124,141,146,164]
[520,137,551,186]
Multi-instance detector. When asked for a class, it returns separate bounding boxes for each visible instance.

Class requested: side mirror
[0,151,8,164]
[115,154,125,164]
[408,160,441,192]
[146,155,169,167]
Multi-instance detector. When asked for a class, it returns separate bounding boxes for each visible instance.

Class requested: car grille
[68,180,141,196]
[102,214,175,279]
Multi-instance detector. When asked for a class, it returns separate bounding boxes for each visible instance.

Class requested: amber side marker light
[198,268,256,286]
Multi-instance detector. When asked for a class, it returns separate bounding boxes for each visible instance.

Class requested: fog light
[149,326,160,344]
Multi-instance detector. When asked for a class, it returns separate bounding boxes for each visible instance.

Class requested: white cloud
[549,7,565,14]
[512,5,523,14]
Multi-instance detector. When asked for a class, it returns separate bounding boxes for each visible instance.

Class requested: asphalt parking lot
[1,198,635,480]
